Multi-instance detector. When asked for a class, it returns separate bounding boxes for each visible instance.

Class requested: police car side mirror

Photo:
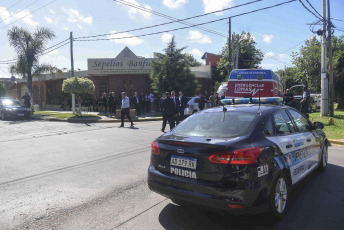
[313,121,324,130]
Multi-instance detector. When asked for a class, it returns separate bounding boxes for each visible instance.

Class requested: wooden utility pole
[321,0,328,116]
[328,0,334,117]
[70,32,76,113]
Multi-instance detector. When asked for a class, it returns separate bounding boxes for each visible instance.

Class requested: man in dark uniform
[198,92,206,111]
[21,92,31,108]
[171,91,180,125]
[178,91,188,121]
[283,89,295,107]
[300,86,310,118]
[139,92,146,115]
[161,92,175,132]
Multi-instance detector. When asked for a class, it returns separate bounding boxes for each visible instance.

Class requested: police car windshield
[172,111,258,138]
[2,99,22,106]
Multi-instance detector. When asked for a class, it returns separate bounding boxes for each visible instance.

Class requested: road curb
[328,139,344,146]
[32,116,163,123]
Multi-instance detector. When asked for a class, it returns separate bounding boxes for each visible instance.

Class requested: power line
[0,0,42,25]
[304,0,322,18]
[0,0,25,15]
[75,0,297,42]
[298,0,323,21]
[0,0,57,30]
[331,17,344,23]
[40,41,70,56]
[75,0,264,40]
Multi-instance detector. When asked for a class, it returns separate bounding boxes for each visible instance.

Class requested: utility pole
[328,0,334,117]
[232,34,235,69]
[321,0,328,116]
[70,32,76,113]
[235,34,239,69]
[228,17,231,75]
[284,65,287,92]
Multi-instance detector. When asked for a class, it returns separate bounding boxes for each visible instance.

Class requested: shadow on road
[158,164,344,230]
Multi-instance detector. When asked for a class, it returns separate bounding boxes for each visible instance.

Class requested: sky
[0,0,344,78]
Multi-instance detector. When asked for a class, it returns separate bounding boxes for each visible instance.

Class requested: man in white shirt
[149,91,155,112]
[119,92,134,128]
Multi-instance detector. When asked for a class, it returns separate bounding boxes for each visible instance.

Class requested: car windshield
[172,111,258,138]
[2,99,22,106]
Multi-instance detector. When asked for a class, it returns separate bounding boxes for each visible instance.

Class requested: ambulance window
[263,117,274,136]
[273,110,296,135]
[288,109,311,132]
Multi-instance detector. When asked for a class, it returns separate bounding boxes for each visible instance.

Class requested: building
[14,47,212,109]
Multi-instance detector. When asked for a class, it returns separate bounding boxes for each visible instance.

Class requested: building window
[99,82,107,96]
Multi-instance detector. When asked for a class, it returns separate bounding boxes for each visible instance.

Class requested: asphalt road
[0,120,343,230]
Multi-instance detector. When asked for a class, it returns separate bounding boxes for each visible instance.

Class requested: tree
[150,37,199,96]
[291,36,321,93]
[215,31,263,90]
[62,77,95,95]
[183,53,202,67]
[332,35,344,110]
[7,26,60,101]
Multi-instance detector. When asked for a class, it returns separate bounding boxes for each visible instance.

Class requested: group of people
[197,92,222,111]
[283,85,310,118]
[160,91,188,132]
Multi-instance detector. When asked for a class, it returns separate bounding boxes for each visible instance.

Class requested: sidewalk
[32,110,163,123]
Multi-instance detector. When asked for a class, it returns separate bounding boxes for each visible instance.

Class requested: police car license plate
[18,114,24,117]
[170,155,197,169]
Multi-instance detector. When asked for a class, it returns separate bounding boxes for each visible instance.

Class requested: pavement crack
[114,198,168,229]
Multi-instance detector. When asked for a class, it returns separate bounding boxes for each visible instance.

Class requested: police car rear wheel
[318,144,328,172]
[269,173,288,219]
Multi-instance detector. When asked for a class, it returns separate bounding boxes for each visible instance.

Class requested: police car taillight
[151,142,160,155]
[208,147,263,165]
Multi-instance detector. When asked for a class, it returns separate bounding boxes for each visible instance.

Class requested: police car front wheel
[318,143,328,172]
[269,173,289,219]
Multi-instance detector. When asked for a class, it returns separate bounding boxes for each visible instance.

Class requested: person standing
[300,86,310,118]
[209,93,216,108]
[149,91,155,112]
[198,92,205,111]
[283,89,295,107]
[178,91,188,121]
[139,92,146,115]
[21,92,31,108]
[101,93,108,115]
[171,91,180,125]
[107,92,115,117]
[132,92,141,116]
[161,92,175,132]
[119,92,134,128]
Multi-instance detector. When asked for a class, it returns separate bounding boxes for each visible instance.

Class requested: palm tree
[7,26,60,103]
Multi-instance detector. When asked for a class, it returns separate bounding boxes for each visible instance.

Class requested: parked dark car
[148,104,327,219]
[0,97,31,120]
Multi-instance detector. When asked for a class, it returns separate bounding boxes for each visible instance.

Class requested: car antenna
[222,104,227,122]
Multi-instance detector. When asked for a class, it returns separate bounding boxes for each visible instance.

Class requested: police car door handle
[286,144,293,148]
[306,138,311,142]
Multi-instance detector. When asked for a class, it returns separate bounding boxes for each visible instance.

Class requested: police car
[148,97,328,219]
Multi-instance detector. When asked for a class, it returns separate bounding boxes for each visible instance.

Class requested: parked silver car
[184,96,210,116]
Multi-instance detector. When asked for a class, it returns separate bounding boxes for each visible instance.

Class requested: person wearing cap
[119,92,134,128]
[283,89,295,107]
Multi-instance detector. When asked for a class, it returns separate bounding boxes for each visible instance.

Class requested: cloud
[261,63,277,69]
[265,52,274,57]
[107,31,144,46]
[117,0,152,20]
[163,0,188,9]
[77,24,83,30]
[62,8,92,25]
[203,0,234,15]
[49,9,56,14]
[45,17,52,23]
[190,48,203,57]
[278,54,288,58]
[0,7,39,27]
[187,31,212,44]
[161,33,173,43]
[263,34,274,44]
